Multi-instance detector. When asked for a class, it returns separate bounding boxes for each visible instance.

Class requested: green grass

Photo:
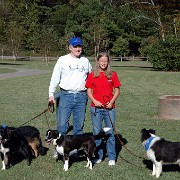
[0,60,180,180]
[0,67,17,74]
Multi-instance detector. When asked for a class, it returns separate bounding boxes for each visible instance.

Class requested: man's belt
[60,88,87,94]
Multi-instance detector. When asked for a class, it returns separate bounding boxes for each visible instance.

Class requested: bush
[140,36,180,71]
[111,36,129,56]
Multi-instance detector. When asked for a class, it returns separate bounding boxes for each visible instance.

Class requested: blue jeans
[90,107,116,161]
[57,90,88,135]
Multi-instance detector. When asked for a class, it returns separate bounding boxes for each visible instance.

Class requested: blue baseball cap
[69,37,83,46]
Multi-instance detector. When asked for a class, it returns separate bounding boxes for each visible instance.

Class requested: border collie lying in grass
[141,128,180,178]
[15,125,47,157]
[45,127,110,171]
[0,125,47,170]
[0,126,32,169]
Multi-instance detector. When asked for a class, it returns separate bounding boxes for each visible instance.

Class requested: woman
[85,52,121,166]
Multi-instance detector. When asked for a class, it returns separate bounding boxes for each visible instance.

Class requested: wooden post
[1,48,3,61]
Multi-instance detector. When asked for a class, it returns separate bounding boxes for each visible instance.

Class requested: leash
[119,155,146,169]
[20,108,49,127]
[20,102,54,128]
[106,108,146,160]
[99,95,146,160]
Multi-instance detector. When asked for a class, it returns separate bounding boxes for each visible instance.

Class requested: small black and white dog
[0,126,33,170]
[141,128,180,178]
[45,128,110,171]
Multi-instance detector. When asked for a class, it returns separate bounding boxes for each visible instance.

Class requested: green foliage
[50,5,72,36]
[111,36,129,56]
[0,0,179,63]
[141,36,180,71]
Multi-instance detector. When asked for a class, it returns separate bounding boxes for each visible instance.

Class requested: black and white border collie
[45,127,110,171]
[141,128,180,178]
[0,125,48,170]
[0,126,33,169]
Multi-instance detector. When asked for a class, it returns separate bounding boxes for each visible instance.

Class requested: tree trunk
[173,17,177,38]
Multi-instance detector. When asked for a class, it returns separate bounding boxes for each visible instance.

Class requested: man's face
[69,45,82,58]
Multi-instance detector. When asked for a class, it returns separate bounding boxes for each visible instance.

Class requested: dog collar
[1,124,7,129]
[145,137,155,151]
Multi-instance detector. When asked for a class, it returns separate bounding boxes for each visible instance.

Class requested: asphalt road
[0,67,48,80]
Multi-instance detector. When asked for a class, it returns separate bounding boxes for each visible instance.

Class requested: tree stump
[158,95,180,120]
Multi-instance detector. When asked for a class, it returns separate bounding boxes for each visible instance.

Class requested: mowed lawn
[0,60,180,180]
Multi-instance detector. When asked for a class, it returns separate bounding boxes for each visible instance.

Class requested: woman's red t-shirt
[85,71,121,108]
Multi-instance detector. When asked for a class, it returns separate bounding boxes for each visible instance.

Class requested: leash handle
[44,112,51,129]
[48,101,55,113]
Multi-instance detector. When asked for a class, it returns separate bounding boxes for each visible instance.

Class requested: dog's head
[140,128,156,143]
[0,125,12,143]
[45,129,59,145]
[0,126,15,148]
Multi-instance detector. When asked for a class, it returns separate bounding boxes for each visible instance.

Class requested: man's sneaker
[93,159,102,164]
[108,160,115,166]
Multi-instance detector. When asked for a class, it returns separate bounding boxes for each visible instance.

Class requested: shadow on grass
[9,148,48,169]
[143,159,180,172]
[10,152,30,167]
[115,133,127,158]
[112,65,158,71]
[0,62,23,66]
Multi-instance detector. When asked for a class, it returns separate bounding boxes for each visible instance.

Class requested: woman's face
[69,45,82,58]
[98,56,109,71]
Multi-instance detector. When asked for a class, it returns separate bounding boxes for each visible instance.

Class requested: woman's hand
[93,100,104,108]
[105,101,113,109]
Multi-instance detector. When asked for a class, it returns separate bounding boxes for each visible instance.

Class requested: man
[48,37,92,136]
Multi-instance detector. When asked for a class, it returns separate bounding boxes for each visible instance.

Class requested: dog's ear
[149,129,156,134]
[55,130,59,136]
[141,128,146,133]
[58,133,62,138]
[7,127,12,135]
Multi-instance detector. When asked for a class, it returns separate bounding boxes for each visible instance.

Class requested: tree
[34,26,59,63]
[49,4,72,37]
[0,0,14,58]
[5,21,25,60]
[20,0,41,52]
[126,0,167,41]
[111,36,129,56]
[140,35,180,71]
[65,1,102,55]
[0,0,179,58]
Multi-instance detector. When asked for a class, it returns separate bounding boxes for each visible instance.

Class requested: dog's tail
[94,127,111,140]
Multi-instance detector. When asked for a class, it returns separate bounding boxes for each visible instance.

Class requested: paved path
[0,67,48,80]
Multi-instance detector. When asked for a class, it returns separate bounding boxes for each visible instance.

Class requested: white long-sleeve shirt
[49,54,92,97]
